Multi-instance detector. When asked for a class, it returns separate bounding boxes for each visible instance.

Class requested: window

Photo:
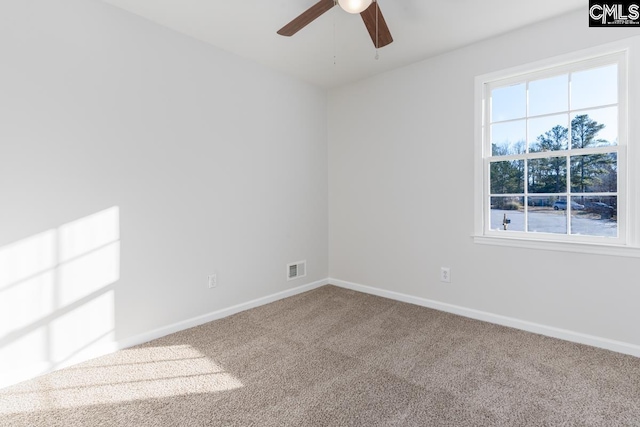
[474,40,640,256]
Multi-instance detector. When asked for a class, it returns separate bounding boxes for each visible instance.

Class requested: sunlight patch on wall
[0,345,243,414]
[0,207,120,388]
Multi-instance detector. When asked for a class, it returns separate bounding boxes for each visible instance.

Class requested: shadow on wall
[0,207,121,388]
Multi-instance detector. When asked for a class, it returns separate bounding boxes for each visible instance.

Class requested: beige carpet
[1,285,639,426]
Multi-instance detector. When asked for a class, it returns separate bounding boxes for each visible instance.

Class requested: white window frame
[474,37,640,257]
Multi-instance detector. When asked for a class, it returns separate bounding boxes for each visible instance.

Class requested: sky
[490,63,618,154]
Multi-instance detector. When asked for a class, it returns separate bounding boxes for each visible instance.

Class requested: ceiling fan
[277,0,393,48]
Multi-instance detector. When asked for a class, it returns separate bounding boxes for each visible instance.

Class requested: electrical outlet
[208,273,217,289]
[440,267,451,283]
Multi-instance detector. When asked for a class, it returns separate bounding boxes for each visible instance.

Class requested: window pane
[528,197,567,234]
[529,74,568,116]
[491,120,526,156]
[528,157,567,193]
[491,83,526,122]
[571,108,617,148]
[490,160,524,194]
[570,153,617,193]
[528,114,569,152]
[490,197,524,231]
[571,64,617,110]
[571,196,617,237]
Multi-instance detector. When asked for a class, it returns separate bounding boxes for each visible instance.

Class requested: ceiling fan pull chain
[375,0,379,60]
[333,19,336,65]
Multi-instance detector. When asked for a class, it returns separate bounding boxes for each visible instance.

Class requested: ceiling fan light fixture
[337,0,372,14]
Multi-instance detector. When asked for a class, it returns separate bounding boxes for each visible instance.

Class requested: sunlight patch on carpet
[0,344,243,414]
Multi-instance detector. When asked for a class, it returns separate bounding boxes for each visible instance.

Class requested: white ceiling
[101,0,586,88]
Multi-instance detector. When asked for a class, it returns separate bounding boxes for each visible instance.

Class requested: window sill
[473,235,640,258]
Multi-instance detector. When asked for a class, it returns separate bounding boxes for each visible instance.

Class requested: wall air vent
[287,260,306,281]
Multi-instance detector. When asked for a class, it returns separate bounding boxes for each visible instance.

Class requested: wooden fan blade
[360,1,393,48]
[277,0,336,37]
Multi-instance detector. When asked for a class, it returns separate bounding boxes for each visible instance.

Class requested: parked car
[585,202,615,217]
[553,200,585,210]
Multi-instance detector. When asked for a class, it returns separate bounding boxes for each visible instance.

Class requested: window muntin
[482,53,626,243]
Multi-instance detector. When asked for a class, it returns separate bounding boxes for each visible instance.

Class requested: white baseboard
[117,278,329,350]
[329,278,640,358]
[4,276,635,390]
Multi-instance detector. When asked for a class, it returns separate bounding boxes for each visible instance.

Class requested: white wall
[0,0,328,386]
[328,10,640,347]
